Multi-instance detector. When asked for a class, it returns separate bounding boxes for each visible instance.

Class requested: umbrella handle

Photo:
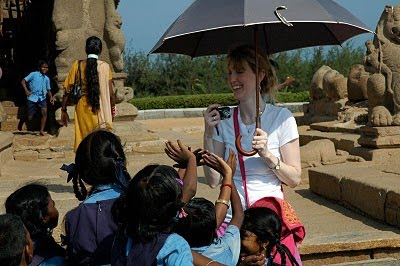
[235,135,258,157]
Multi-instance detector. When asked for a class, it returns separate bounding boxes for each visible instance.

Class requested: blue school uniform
[191,225,241,266]
[64,184,123,265]
[29,236,66,266]
[111,233,193,266]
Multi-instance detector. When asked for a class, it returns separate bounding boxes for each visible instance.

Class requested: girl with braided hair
[61,36,116,152]
[5,184,66,266]
[61,130,130,265]
[239,207,299,266]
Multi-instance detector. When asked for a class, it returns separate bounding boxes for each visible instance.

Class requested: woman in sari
[61,36,116,151]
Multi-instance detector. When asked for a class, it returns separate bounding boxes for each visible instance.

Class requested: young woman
[61,36,116,151]
[203,45,305,265]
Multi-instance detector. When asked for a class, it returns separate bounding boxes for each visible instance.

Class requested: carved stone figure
[310,65,331,100]
[306,65,348,120]
[365,5,400,126]
[347,64,369,102]
[322,69,348,101]
[300,139,364,168]
[53,0,130,103]
[300,139,347,168]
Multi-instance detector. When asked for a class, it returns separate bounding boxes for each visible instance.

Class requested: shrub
[130,91,309,110]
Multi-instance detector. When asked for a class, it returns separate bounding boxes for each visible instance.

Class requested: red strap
[233,107,251,208]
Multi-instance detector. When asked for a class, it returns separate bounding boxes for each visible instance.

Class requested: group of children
[0,130,299,266]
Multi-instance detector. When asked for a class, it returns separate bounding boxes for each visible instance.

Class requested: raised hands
[202,148,236,178]
[165,140,198,168]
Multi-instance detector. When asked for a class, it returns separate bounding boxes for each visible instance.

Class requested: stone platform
[0,117,400,265]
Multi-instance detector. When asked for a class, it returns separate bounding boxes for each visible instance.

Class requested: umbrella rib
[191,31,205,58]
[323,23,342,46]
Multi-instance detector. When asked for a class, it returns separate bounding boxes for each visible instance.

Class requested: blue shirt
[40,256,66,266]
[192,225,241,266]
[125,234,193,266]
[24,71,51,102]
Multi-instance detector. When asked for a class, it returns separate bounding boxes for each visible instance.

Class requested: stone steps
[309,162,400,228]
[331,258,400,265]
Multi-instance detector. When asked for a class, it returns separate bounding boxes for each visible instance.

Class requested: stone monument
[358,5,400,147]
[53,0,133,103]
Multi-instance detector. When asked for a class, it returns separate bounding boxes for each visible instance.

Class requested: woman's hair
[227,45,277,100]
[242,207,299,266]
[85,36,102,113]
[5,184,50,240]
[69,130,131,201]
[112,164,183,242]
[174,198,217,247]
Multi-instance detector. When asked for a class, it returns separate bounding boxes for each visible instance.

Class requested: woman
[203,45,305,265]
[61,36,116,151]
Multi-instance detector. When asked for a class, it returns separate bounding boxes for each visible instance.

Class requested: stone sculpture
[365,5,400,126]
[300,139,364,168]
[347,64,369,102]
[306,65,348,120]
[53,0,132,103]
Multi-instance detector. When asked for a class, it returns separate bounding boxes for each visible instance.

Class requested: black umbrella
[150,0,372,156]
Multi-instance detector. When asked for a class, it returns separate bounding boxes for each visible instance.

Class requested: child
[5,184,65,266]
[21,60,54,135]
[239,207,299,266]
[174,149,244,266]
[61,130,131,265]
[111,164,194,266]
[0,214,33,266]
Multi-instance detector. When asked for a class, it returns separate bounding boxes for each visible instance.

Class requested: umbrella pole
[254,26,260,129]
[235,26,260,157]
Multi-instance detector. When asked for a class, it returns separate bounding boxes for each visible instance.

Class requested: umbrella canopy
[150,0,372,57]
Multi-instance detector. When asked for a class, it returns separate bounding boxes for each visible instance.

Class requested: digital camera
[217,106,231,120]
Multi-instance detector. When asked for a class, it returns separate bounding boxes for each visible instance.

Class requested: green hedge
[130,92,309,110]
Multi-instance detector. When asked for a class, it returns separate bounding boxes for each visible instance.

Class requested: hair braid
[84,36,102,113]
[86,58,100,113]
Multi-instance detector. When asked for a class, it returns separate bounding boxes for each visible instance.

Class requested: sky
[117,0,399,53]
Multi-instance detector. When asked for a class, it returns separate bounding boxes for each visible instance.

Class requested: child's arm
[192,251,224,266]
[228,174,244,228]
[224,148,244,228]
[165,140,197,203]
[21,79,31,96]
[202,152,233,228]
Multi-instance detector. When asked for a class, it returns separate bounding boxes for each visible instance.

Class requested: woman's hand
[202,152,232,181]
[61,111,69,127]
[252,128,270,158]
[204,104,221,137]
[165,140,196,168]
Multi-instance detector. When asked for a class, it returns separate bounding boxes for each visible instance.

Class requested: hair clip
[178,208,188,218]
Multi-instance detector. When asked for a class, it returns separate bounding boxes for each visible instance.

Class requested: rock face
[53,0,132,103]
[364,5,400,126]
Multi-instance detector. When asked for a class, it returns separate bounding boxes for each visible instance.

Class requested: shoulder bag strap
[233,107,251,208]
[77,60,82,86]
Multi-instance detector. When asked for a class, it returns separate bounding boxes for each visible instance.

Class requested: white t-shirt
[213,104,299,220]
